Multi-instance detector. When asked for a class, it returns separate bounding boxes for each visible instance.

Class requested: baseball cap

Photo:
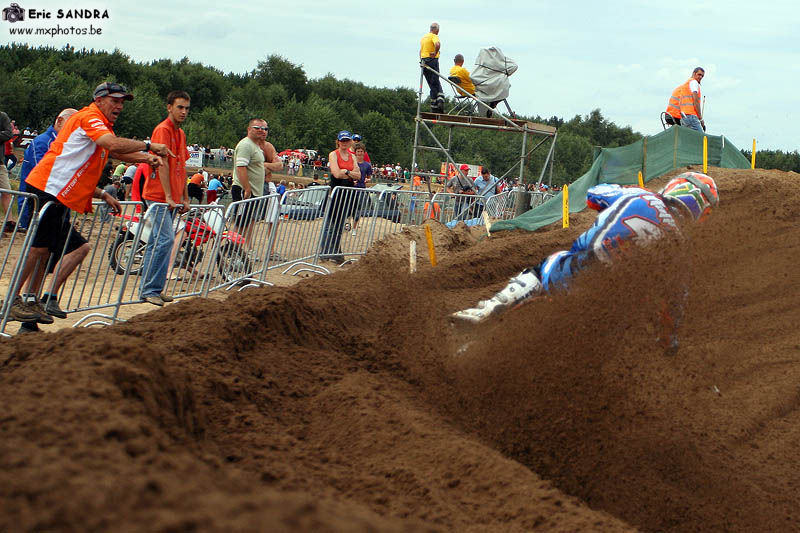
[352,133,362,141]
[337,130,352,141]
[93,82,134,101]
[459,164,470,172]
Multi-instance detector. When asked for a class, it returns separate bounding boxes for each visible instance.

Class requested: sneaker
[143,295,164,306]
[29,300,54,325]
[17,322,40,335]
[43,296,67,319]
[452,269,542,323]
[159,293,174,303]
[7,296,42,322]
[351,230,357,237]
[3,220,16,233]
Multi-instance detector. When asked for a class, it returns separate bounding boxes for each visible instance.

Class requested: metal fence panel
[427,192,487,225]
[0,189,40,337]
[484,191,516,220]
[317,187,382,262]
[205,194,280,292]
[103,203,230,303]
[365,189,433,244]
[268,186,331,274]
[47,201,148,327]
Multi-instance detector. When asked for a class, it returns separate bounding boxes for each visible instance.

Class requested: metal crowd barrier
[426,192,487,225]
[312,187,434,265]
[315,186,381,264]
[43,201,148,327]
[531,191,555,208]
[364,189,433,243]
[205,193,280,292]
[126,202,229,301]
[1,183,518,336]
[484,191,516,220]
[0,200,147,333]
[0,189,40,337]
[269,186,331,275]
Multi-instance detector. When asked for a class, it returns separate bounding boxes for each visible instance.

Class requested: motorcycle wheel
[108,232,147,276]
[215,242,253,283]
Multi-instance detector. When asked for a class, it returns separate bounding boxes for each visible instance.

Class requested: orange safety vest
[424,201,442,219]
[666,79,701,119]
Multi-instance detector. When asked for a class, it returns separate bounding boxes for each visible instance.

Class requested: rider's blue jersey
[538,185,679,291]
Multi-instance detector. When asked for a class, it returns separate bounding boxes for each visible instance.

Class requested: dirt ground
[2,165,800,532]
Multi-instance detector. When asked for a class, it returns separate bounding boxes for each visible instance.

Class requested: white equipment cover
[471,47,518,102]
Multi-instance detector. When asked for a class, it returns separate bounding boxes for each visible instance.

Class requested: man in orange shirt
[188,171,204,203]
[139,90,191,306]
[7,82,170,326]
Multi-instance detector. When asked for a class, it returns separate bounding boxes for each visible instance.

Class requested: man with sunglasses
[231,119,282,247]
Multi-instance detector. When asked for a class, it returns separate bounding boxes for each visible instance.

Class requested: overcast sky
[4,0,796,152]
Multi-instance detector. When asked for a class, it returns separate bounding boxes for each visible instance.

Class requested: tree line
[2,44,796,184]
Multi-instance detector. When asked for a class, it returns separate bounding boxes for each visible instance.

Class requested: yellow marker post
[424,224,438,267]
[703,136,708,174]
[638,170,644,188]
[751,139,757,169]
[562,185,569,229]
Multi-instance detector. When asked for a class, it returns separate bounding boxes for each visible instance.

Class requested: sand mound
[3,166,800,532]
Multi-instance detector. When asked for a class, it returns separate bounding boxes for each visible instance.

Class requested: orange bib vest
[666,79,701,119]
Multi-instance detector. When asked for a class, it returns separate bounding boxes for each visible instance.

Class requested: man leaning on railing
[5,82,170,333]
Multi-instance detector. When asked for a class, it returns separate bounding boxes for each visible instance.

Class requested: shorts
[231,184,260,226]
[0,163,9,189]
[27,184,88,257]
[122,175,134,185]
[188,183,203,203]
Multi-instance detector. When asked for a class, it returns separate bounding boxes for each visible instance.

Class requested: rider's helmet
[659,172,718,221]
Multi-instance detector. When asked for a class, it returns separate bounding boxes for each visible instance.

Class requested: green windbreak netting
[491,127,750,232]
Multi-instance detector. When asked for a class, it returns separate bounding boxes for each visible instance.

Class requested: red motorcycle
[108,207,252,282]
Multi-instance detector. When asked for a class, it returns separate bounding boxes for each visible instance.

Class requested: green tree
[253,55,309,102]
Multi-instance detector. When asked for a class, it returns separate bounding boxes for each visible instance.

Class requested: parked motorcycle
[108,206,252,282]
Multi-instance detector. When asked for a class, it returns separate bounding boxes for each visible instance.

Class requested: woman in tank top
[328,130,361,189]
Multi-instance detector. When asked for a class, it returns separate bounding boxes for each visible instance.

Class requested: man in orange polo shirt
[7,82,170,326]
[139,90,191,306]
[188,171,204,203]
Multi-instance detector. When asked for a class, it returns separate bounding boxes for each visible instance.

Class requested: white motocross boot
[451,268,543,323]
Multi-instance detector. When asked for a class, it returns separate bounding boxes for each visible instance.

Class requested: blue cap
[352,133,362,141]
[337,130,352,141]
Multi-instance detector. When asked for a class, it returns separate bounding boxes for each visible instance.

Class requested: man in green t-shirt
[232,119,283,244]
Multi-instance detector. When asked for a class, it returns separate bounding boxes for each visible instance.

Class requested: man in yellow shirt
[420,22,444,113]
[449,54,475,96]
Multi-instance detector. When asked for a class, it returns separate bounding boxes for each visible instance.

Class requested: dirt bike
[107,205,252,283]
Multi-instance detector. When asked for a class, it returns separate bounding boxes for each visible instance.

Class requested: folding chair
[447,76,478,115]
[660,112,681,130]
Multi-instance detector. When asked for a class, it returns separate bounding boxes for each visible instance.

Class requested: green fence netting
[491,126,750,232]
